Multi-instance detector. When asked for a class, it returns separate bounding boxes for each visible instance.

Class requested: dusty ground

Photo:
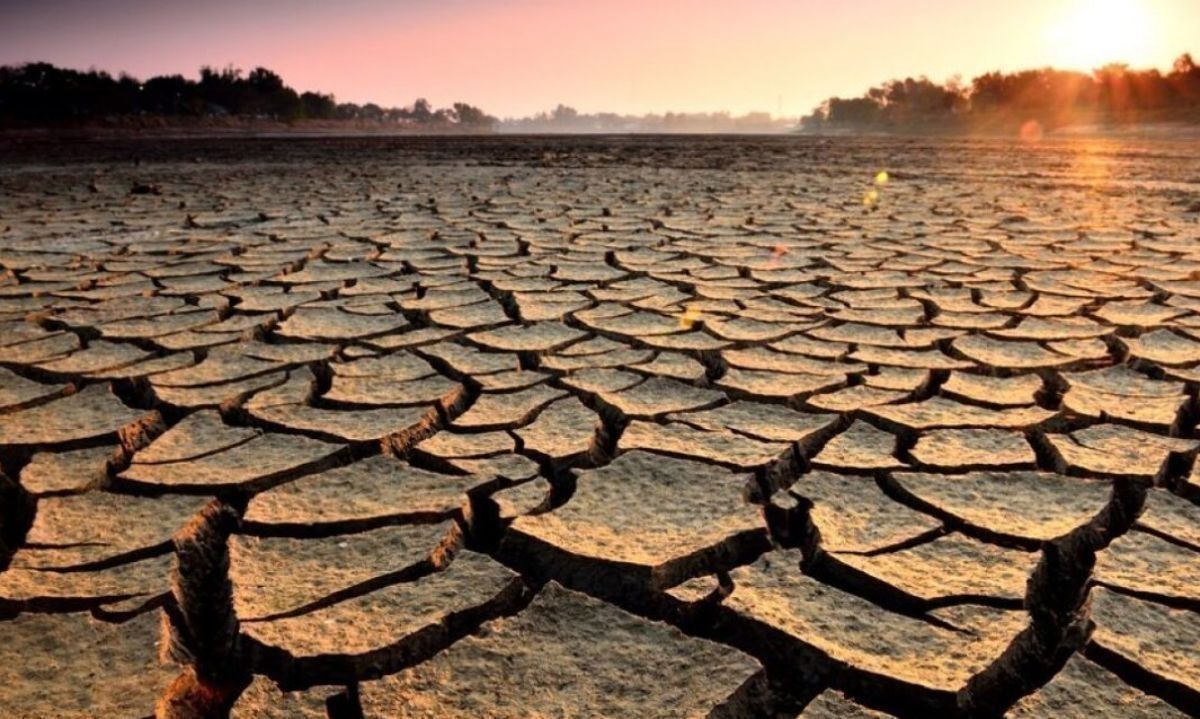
[0,134,1198,718]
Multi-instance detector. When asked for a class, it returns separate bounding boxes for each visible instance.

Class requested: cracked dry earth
[1,135,1199,719]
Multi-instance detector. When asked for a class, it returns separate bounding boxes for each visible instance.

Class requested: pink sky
[2,0,1197,117]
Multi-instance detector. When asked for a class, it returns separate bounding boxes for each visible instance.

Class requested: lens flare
[679,306,703,330]
[1019,120,1045,142]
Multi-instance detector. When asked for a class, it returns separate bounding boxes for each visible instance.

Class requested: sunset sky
[2,0,1197,117]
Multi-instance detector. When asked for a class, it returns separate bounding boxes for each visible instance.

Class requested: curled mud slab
[2,134,1200,717]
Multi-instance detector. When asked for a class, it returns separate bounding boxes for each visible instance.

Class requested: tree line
[0,62,497,129]
[501,104,795,133]
[801,54,1200,131]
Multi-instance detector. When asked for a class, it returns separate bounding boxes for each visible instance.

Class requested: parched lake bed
[1,134,1199,717]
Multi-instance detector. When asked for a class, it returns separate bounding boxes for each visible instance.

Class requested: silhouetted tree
[300,91,336,119]
[360,102,384,121]
[451,102,495,129]
[552,104,579,122]
[410,97,433,123]
[826,97,883,126]
[141,74,201,115]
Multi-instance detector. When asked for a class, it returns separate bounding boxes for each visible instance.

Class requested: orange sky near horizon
[1,0,1197,117]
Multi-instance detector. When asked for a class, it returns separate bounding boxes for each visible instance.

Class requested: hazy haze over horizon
[2,0,1197,117]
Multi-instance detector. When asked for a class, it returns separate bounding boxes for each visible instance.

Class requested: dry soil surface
[1,134,1199,718]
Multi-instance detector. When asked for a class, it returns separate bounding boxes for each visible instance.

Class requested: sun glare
[1047,0,1157,70]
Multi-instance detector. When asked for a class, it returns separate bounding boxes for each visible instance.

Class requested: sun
[1046,0,1157,70]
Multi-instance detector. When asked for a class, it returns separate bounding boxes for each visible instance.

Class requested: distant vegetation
[500,105,795,134]
[0,62,798,135]
[802,54,1200,133]
[0,62,497,130]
